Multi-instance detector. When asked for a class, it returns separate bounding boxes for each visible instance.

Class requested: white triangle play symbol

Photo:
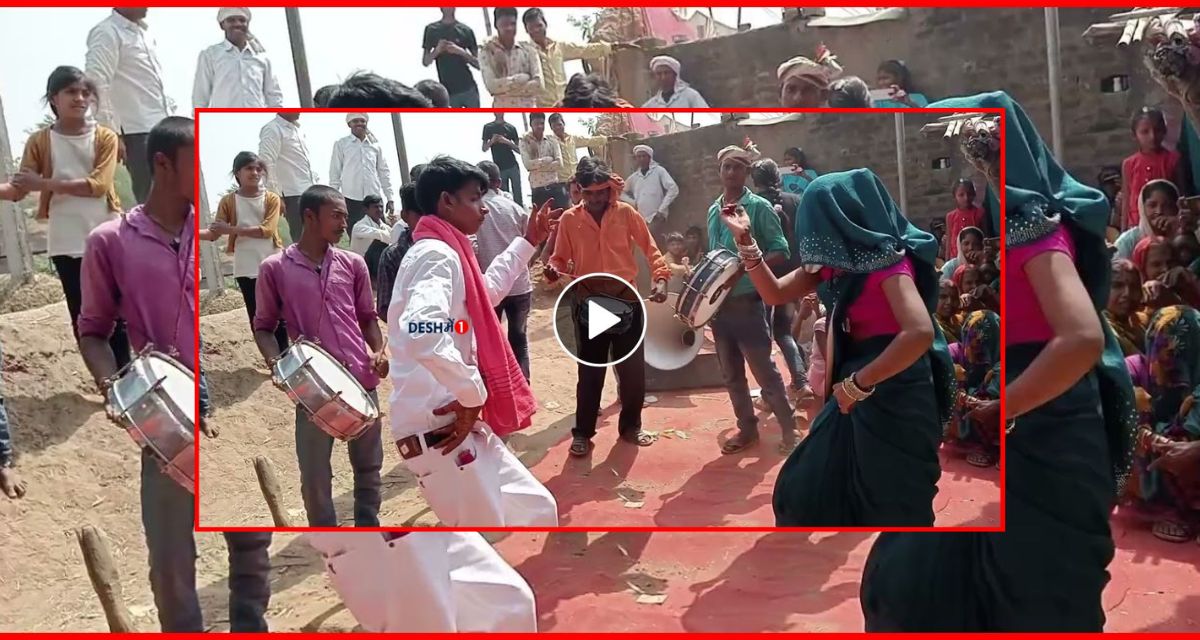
[587,299,620,340]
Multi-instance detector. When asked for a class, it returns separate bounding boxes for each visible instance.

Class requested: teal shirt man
[707,186,790,296]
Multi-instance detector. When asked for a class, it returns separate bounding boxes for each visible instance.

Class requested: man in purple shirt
[253,184,385,527]
[77,116,272,632]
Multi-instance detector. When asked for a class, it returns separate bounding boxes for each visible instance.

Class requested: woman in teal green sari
[718,168,955,526]
[859,92,1136,631]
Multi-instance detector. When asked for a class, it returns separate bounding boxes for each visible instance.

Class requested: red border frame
[192,106,1007,534]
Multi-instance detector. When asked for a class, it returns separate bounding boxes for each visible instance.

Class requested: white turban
[217,7,251,23]
[632,144,654,158]
[649,55,681,76]
[217,8,266,53]
[345,113,377,143]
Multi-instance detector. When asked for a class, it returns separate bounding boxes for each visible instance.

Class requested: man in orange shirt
[548,156,671,457]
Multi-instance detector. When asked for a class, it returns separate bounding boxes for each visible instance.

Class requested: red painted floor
[493,510,1200,632]
[512,385,1001,528]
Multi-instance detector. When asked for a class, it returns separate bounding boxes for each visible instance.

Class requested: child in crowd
[872,59,929,108]
[683,225,705,265]
[1115,179,1182,260]
[1121,108,1186,232]
[663,231,690,292]
[780,147,819,195]
[1098,165,1123,235]
[944,179,985,260]
[1134,236,1200,311]
[955,310,1001,468]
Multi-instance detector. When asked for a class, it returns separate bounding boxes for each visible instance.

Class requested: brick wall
[604,110,983,239]
[613,8,1181,193]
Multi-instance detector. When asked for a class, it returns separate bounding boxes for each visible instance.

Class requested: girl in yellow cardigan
[207,151,287,351]
[0,66,129,364]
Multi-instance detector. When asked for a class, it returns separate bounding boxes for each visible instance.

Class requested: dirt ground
[0,281,1194,632]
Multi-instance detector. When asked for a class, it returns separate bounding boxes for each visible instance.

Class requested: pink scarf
[412,215,536,435]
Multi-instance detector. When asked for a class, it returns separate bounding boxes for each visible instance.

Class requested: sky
[0,6,783,152]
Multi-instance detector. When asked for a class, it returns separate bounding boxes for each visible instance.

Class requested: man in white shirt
[351,195,393,285]
[85,8,174,204]
[388,156,558,528]
[480,7,544,109]
[475,160,532,380]
[621,145,680,243]
[193,8,284,109]
[330,113,394,233]
[258,112,317,243]
[642,55,710,109]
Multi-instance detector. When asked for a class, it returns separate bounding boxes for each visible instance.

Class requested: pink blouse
[1006,225,1076,344]
[821,257,914,340]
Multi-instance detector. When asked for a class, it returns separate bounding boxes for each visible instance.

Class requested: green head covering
[931,91,1136,491]
[793,168,954,427]
[962,309,1000,371]
[1145,305,1200,438]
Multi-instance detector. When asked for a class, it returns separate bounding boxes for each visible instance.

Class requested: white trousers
[401,419,558,528]
[305,532,537,633]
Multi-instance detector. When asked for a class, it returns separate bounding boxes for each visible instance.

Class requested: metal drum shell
[274,340,379,442]
[107,353,196,494]
[674,249,741,329]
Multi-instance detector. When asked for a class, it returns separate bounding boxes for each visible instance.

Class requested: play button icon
[553,273,648,368]
[585,299,621,340]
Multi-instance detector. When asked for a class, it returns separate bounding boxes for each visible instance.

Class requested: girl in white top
[208,151,287,351]
[0,66,129,361]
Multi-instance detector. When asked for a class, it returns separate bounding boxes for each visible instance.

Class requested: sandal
[1152,519,1192,543]
[569,436,593,457]
[619,431,657,447]
[721,432,759,455]
[966,451,995,468]
[778,438,798,455]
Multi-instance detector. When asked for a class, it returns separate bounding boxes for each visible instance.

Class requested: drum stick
[75,526,136,632]
[253,456,292,527]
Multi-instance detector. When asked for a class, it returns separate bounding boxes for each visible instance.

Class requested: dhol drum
[273,339,379,441]
[675,248,741,329]
[106,351,196,493]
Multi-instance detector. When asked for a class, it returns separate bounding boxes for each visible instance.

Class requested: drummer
[548,156,672,457]
[253,184,386,528]
[77,116,273,632]
[387,156,559,527]
[706,143,798,455]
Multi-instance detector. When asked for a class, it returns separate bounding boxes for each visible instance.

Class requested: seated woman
[1133,235,1200,310]
[954,310,1001,468]
[935,279,964,343]
[1114,179,1181,259]
[1127,305,1200,543]
[1105,259,1148,356]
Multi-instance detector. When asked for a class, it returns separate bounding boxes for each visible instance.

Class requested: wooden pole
[482,7,493,37]
[76,526,136,632]
[254,455,292,527]
[390,113,411,186]
[0,93,33,282]
[197,170,223,292]
[285,8,314,108]
[1044,7,1064,160]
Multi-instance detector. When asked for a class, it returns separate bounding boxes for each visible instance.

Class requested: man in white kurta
[193,8,283,109]
[304,531,537,632]
[387,157,557,529]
